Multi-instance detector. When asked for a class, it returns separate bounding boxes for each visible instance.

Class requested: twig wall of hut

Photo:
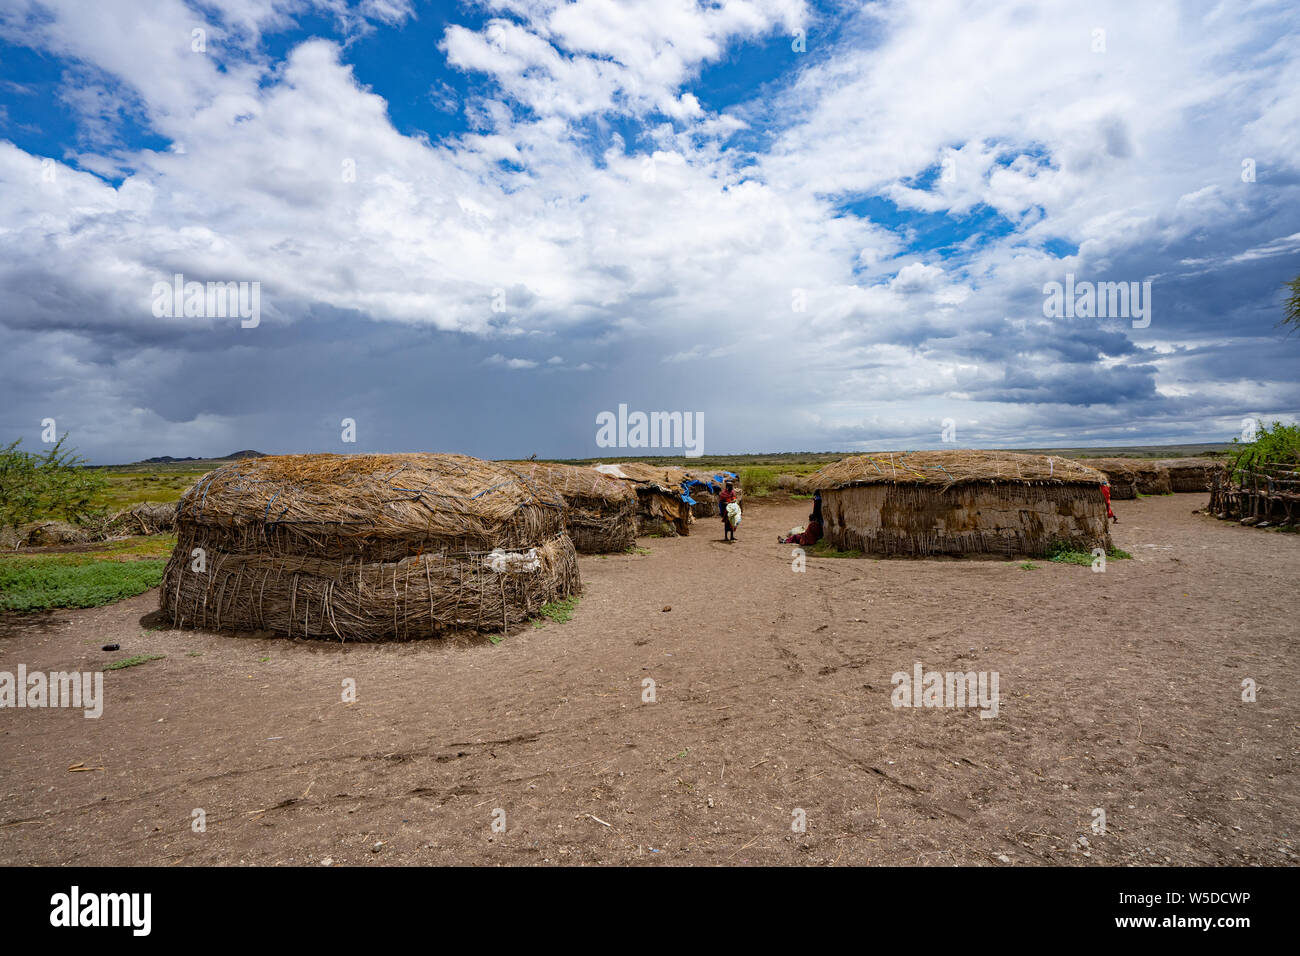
[805,451,1112,558]
[821,483,1112,557]
[1083,458,1171,496]
[1153,458,1227,493]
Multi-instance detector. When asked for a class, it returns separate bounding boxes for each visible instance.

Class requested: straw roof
[594,462,691,494]
[1082,457,1164,474]
[178,453,563,541]
[504,461,635,503]
[1152,457,1223,471]
[807,450,1107,491]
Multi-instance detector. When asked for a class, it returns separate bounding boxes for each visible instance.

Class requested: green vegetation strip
[807,541,865,559]
[532,595,580,627]
[0,554,168,611]
[1046,543,1133,566]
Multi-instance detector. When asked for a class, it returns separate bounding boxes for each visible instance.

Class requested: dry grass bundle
[808,451,1110,558]
[1083,458,1171,496]
[23,521,96,547]
[161,453,579,640]
[1153,458,1226,493]
[106,502,177,536]
[504,462,636,553]
[775,473,809,493]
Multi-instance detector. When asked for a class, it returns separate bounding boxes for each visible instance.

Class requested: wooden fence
[1208,465,1300,525]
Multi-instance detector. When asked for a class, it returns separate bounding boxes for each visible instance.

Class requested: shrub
[1229,420,1300,480]
[0,436,108,536]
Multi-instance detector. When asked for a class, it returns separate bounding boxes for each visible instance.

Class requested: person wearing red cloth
[1101,480,1117,523]
[780,514,822,546]
[719,480,738,542]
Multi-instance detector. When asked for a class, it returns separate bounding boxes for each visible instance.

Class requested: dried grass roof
[807,451,1107,491]
[503,461,635,503]
[178,453,563,538]
[1152,457,1224,470]
[1081,457,1167,475]
[594,462,691,493]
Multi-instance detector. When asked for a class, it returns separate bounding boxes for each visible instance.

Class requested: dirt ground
[1,494,1296,866]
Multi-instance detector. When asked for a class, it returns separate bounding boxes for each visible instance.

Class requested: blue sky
[1,0,1298,463]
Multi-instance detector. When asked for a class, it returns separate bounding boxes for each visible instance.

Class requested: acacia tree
[1284,274,1300,333]
[0,436,107,536]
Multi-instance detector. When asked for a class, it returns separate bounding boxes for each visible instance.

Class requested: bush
[1229,420,1300,480]
[0,436,108,537]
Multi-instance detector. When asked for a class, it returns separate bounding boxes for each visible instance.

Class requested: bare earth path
[1,494,1296,866]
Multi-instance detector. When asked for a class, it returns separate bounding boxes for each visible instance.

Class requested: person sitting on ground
[780,513,822,546]
[719,480,739,542]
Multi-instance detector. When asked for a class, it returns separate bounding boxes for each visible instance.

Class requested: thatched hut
[1078,458,1137,499]
[1083,458,1171,496]
[161,453,579,641]
[683,470,738,519]
[806,451,1112,558]
[594,463,694,535]
[505,461,637,554]
[1153,458,1226,493]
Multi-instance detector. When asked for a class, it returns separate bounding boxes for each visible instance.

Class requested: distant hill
[138,450,266,464]
[95,450,270,473]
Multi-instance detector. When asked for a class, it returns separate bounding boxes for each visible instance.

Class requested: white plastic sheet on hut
[483,548,542,573]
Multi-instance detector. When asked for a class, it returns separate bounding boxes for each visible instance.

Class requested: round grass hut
[806,451,1112,558]
[1153,457,1226,493]
[161,453,579,640]
[1084,458,1171,496]
[683,470,738,519]
[1078,458,1137,499]
[594,463,694,536]
[505,461,637,554]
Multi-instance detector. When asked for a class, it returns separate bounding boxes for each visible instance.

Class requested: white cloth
[483,548,541,573]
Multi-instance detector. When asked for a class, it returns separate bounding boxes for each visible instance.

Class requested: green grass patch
[623,545,651,555]
[103,653,165,671]
[808,540,864,559]
[736,463,823,496]
[0,555,167,611]
[1045,542,1134,566]
[93,471,209,511]
[531,595,581,627]
[0,534,175,565]
[1018,561,1038,570]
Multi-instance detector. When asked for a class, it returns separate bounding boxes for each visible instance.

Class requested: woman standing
[719,479,739,542]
